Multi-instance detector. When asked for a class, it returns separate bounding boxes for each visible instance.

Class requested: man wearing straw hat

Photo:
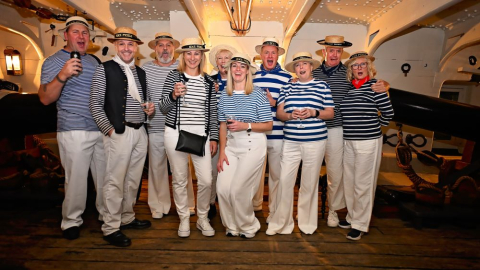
[143,32,196,220]
[90,27,154,247]
[38,16,105,241]
[313,35,388,229]
[252,37,292,220]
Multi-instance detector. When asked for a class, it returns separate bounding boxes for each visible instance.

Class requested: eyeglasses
[351,62,368,70]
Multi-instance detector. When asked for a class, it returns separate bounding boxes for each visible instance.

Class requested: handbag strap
[176,72,212,136]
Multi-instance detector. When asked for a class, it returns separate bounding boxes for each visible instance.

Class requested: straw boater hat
[58,16,95,41]
[344,51,375,67]
[285,52,321,73]
[175,37,210,53]
[209,44,237,69]
[147,32,180,50]
[225,52,258,74]
[255,37,285,56]
[107,27,143,44]
[317,35,352,48]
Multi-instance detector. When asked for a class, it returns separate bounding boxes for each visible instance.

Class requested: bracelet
[56,74,67,84]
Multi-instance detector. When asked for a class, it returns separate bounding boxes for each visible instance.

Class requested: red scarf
[352,76,369,89]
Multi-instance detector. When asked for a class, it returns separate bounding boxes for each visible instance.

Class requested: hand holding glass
[226,115,236,138]
[292,107,305,128]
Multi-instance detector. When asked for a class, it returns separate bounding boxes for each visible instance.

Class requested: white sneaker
[178,217,190,238]
[196,218,215,237]
[327,210,339,228]
[152,212,163,219]
[240,232,256,239]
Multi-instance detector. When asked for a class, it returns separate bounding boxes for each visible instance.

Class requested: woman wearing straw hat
[266,52,334,235]
[340,52,394,240]
[216,52,272,238]
[159,37,218,238]
[207,44,237,218]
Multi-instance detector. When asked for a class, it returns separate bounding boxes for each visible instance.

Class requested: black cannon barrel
[389,88,480,142]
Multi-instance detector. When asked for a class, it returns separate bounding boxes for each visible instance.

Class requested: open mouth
[299,70,306,75]
[357,71,364,76]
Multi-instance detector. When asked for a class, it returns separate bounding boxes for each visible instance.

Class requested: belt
[125,122,143,129]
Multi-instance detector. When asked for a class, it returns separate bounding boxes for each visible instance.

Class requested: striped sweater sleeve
[89,64,113,135]
[206,77,219,142]
[158,70,178,115]
[375,92,394,126]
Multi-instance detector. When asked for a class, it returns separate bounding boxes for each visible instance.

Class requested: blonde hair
[177,52,207,76]
[346,57,376,81]
[225,64,254,96]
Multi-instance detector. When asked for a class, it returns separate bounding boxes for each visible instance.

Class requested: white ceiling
[16,0,480,32]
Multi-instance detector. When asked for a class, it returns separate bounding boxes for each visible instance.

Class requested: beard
[158,52,173,64]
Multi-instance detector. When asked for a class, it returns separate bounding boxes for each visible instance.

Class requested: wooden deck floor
[1,179,480,270]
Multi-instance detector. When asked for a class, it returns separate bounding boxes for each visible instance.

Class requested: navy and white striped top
[40,49,99,132]
[89,64,147,135]
[340,79,394,140]
[218,86,272,124]
[178,73,206,126]
[278,79,334,142]
[312,62,351,129]
[253,63,292,140]
[142,60,179,133]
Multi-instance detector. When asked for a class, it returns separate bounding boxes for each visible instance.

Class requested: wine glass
[226,115,236,138]
[142,98,152,124]
[292,107,304,128]
[181,82,188,106]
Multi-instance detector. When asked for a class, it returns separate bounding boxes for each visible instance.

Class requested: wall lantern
[221,0,253,36]
[4,46,23,76]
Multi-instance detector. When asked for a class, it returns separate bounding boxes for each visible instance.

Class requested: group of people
[38,16,393,248]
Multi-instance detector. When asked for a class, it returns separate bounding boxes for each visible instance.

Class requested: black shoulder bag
[175,73,212,157]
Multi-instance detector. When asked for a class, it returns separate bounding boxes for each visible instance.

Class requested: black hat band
[231,57,251,65]
[317,40,352,47]
[293,56,312,61]
[262,41,279,47]
[114,33,141,41]
[350,52,369,59]
[155,35,173,40]
[181,44,205,50]
[66,19,89,28]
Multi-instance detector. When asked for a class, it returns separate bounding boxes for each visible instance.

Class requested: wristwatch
[247,123,252,132]
[315,110,320,118]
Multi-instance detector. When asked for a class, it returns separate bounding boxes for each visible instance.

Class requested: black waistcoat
[103,60,147,134]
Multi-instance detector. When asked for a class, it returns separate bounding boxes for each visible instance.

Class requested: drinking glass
[181,83,188,106]
[292,107,305,128]
[226,115,236,138]
[142,98,152,124]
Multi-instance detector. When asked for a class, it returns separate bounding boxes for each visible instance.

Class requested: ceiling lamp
[221,0,253,36]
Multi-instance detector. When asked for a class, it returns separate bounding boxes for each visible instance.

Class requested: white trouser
[343,137,382,233]
[217,131,266,235]
[253,139,283,213]
[325,127,346,211]
[267,139,326,234]
[57,130,105,230]
[210,149,219,204]
[101,126,148,236]
[147,132,195,217]
[164,126,212,219]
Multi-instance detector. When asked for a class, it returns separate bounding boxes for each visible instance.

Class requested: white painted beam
[366,0,461,55]
[182,0,210,46]
[440,21,480,71]
[63,0,117,32]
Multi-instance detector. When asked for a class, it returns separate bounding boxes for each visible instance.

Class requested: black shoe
[103,231,131,247]
[63,226,80,240]
[208,203,217,219]
[346,229,363,241]
[120,219,151,230]
[338,220,351,229]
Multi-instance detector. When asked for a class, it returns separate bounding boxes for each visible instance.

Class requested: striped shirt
[89,63,147,135]
[312,62,351,129]
[253,63,292,140]
[179,73,206,126]
[218,86,272,123]
[158,69,219,141]
[340,79,394,140]
[142,60,179,133]
[278,79,334,142]
[40,49,99,131]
